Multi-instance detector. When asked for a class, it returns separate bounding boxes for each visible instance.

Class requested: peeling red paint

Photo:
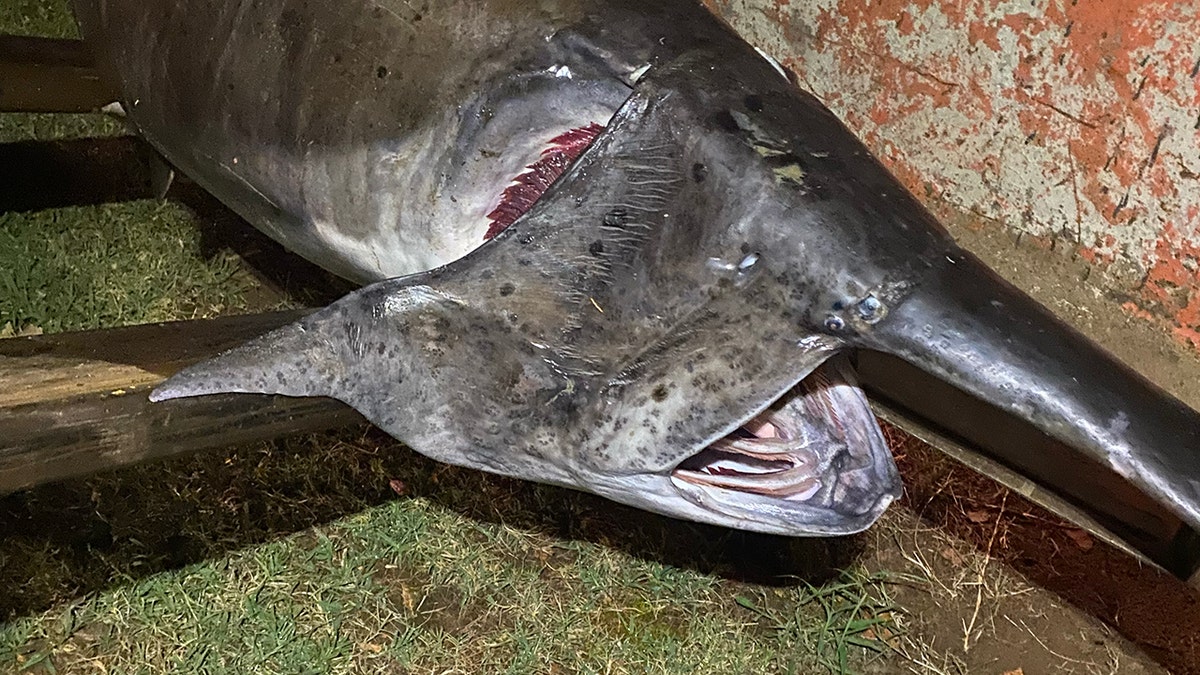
[1142,222,1200,346]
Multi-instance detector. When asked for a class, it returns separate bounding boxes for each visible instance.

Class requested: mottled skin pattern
[75,0,1200,539]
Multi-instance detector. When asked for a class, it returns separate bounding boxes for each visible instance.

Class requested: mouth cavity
[673,408,825,501]
[670,358,891,509]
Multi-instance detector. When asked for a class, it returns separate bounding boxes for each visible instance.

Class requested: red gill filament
[484,122,606,240]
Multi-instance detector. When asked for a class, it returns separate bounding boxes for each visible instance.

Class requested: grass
[0,430,906,674]
[0,201,252,335]
[0,1,908,672]
[736,571,902,673]
[2,0,79,37]
[0,113,124,144]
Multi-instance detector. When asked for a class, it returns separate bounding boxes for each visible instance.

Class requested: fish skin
[72,0,1200,547]
[72,0,683,282]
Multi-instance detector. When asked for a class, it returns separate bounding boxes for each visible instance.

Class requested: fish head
[151,45,915,536]
[151,27,1200,554]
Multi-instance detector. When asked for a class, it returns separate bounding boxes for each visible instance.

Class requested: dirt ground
[883,435,1199,674]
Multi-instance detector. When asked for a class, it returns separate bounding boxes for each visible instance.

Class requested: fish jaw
[662,356,900,535]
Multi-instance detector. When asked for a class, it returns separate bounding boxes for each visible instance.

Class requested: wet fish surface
[70,0,1200,543]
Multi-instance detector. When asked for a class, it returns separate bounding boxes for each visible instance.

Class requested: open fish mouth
[674,427,823,501]
[669,357,901,533]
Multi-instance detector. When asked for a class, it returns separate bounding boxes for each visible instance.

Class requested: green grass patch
[0,200,252,335]
[0,112,124,144]
[0,0,78,38]
[0,431,904,674]
[737,571,904,673]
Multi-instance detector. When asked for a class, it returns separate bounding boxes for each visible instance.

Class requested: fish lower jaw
[663,356,898,534]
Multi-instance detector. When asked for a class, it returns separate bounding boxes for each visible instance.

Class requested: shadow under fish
[70,0,1200,567]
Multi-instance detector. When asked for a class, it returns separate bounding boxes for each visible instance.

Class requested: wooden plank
[0,311,364,494]
[4,307,1198,583]
[0,35,116,112]
[859,350,1200,583]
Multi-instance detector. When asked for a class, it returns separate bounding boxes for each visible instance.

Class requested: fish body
[72,0,1200,553]
[75,0,696,282]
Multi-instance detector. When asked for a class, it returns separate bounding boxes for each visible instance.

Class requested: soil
[881,434,1198,674]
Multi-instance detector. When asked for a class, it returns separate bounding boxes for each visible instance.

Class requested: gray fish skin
[72,0,672,283]
[73,0,1200,539]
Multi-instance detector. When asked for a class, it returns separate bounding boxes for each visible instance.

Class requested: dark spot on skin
[499,283,515,297]
[652,384,669,402]
[744,94,764,112]
[588,240,605,256]
[692,162,708,183]
[712,109,740,133]
[376,65,388,79]
[277,8,303,38]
